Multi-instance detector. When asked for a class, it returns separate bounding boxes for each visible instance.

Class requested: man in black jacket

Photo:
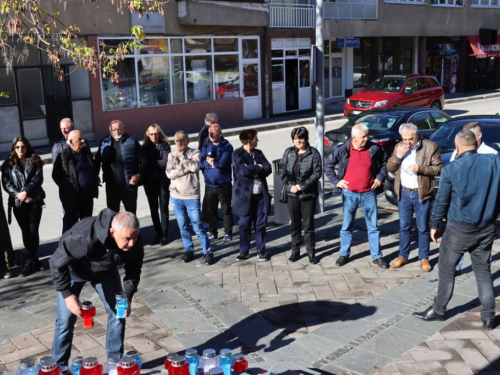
[53,130,99,233]
[51,118,74,164]
[324,124,389,269]
[49,209,144,369]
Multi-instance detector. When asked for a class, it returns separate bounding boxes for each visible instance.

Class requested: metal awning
[468,36,500,58]
[427,39,457,56]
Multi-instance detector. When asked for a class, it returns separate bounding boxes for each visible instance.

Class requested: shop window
[272,50,284,58]
[185,38,212,53]
[18,69,45,118]
[285,50,297,56]
[298,49,310,56]
[100,39,134,56]
[243,39,258,59]
[330,39,342,53]
[385,0,424,3]
[324,40,330,55]
[185,56,212,102]
[70,67,91,100]
[0,68,17,105]
[214,55,239,99]
[139,39,169,54]
[272,60,284,82]
[138,56,170,106]
[101,59,137,110]
[171,56,185,104]
[214,39,238,53]
[243,64,259,97]
[171,39,183,53]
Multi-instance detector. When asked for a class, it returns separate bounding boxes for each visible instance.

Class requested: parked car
[343,75,445,117]
[323,107,451,159]
[383,115,500,206]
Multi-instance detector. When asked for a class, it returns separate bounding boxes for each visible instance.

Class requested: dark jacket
[52,138,68,164]
[387,138,443,202]
[232,147,272,216]
[324,140,387,196]
[200,138,233,187]
[95,134,147,188]
[1,158,45,210]
[52,146,99,207]
[49,208,144,301]
[431,151,500,231]
[198,124,210,150]
[142,142,171,188]
[280,145,322,200]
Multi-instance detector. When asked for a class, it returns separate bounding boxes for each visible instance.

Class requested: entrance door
[241,38,261,119]
[298,58,311,109]
[285,59,299,111]
[331,56,343,97]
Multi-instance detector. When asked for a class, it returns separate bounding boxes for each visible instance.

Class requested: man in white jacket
[166,131,213,265]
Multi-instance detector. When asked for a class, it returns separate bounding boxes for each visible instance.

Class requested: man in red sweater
[324,124,389,268]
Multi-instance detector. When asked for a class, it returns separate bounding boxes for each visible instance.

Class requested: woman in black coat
[232,129,272,262]
[280,127,322,264]
[1,136,45,277]
[142,124,171,245]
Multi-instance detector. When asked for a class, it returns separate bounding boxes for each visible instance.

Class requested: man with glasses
[53,130,99,232]
[387,123,443,272]
[95,120,147,215]
[200,124,234,243]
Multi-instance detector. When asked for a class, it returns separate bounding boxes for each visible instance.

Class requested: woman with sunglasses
[279,126,322,264]
[1,136,45,277]
[142,124,171,245]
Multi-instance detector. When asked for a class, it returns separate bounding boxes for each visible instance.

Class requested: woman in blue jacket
[232,129,272,262]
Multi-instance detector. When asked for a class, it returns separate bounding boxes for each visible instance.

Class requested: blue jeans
[433,224,496,321]
[52,268,125,367]
[339,189,382,260]
[171,197,211,254]
[398,189,431,260]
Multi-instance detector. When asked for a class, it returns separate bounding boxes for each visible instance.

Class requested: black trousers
[13,202,43,259]
[287,196,316,253]
[144,183,170,237]
[204,184,233,237]
[106,185,138,214]
[62,200,94,233]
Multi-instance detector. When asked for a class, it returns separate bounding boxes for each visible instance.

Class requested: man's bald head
[68,130,85,152]
[455,129,478,156]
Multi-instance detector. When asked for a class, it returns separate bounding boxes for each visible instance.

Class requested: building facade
[0,0,499,150]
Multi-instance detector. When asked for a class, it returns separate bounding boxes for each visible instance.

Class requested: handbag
[279,185,288,204]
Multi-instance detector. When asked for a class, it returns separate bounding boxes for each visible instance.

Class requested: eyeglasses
[15,145,26,150]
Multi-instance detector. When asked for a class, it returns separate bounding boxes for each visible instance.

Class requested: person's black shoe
[288,251,300,262]
[413,307,445,321]
[483,320,495,331]
[257,251,269,262]
[204,252,214,266]
[235,252,249,262]
[308,253,319,264]
[373,257,389,269]
[152,234,161,245]
[33,258,46,271]
[336,256,349,267]
[20,260,34,277]
[181,251,195,263]
[1,268,12,279]
[160,236,169,246]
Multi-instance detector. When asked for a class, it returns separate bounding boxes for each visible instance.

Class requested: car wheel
[431,100,441,109]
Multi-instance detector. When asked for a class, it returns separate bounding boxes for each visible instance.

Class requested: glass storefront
[99,36,253,111]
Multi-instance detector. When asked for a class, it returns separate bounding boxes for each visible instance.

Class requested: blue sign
[337,38,360,48]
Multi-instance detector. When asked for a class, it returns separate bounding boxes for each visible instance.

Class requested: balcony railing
[323,0,378,20]
[270,3,315,28]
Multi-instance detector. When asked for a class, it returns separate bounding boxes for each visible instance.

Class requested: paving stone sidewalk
[2,194,500,375]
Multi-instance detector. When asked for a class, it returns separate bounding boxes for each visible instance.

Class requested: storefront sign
[468,36,500,58]
[131,12,166,34]
[336,38,360,49]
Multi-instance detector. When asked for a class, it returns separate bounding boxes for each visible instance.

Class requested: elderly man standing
[52,118,74,164]
[324,124,389,269]
[167,131,213,265]
[49,209,144,369]
[413,130,500,330]
[387,123,443,272]
[200,124,234,243]
[53,130,99,232]
[95,120,147,215]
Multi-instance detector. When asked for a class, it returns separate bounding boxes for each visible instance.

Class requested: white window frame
[97,36,251,111]
[471,0,500,7]
[384,0,425,4]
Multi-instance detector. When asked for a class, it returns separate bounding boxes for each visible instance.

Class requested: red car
[344,75,445,117]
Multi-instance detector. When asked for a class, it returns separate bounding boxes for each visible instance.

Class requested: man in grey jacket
[166,131,213,265]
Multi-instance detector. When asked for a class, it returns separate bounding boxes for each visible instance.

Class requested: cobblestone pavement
[2,194,500,375]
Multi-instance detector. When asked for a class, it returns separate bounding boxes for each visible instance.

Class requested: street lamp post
[315,0,325,212]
